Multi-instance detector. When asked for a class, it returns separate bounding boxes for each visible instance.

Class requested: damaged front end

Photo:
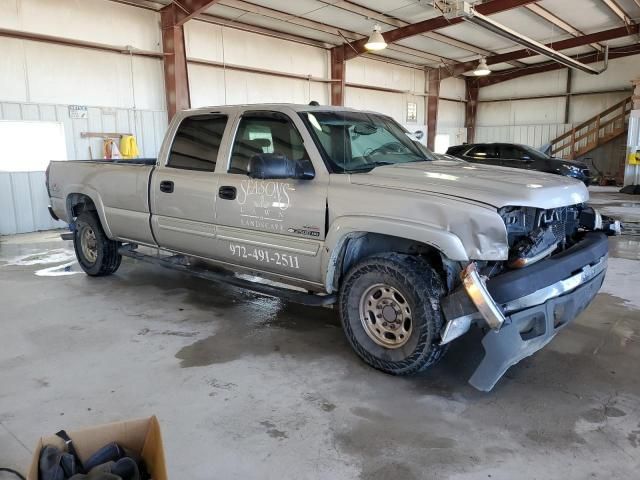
[440,203,620,391]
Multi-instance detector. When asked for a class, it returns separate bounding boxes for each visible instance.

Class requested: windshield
[300,111,436,173]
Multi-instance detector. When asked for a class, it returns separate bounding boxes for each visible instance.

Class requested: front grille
[499,205,581,249]
[538,206,580,244]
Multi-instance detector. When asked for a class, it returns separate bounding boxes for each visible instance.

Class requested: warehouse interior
[1,0,640,478]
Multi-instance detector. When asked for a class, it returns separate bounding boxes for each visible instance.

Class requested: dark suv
[446,143,591,185]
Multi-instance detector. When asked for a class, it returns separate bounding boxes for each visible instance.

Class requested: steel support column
[564,69,573,124]
[161,4,191,120]
[330,45,346,106]
[465,79,479,144]
[427,71,441,151]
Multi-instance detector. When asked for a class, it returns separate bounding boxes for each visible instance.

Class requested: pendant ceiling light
[365,25,387,51]
[473,57,491,76]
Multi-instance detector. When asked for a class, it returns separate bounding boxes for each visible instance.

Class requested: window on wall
[0,121,67,172]
[167,114,228,171]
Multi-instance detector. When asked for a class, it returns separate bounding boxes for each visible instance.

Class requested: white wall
[0,0,162,52]
[0,0,167,234]
[186,20,330,107]
[184,21,433,128]
[0,0,167,164]
[345,57,426,126]
[0,171,66,234]
[475,123,571,149]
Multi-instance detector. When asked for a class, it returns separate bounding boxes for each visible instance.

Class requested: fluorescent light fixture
[473,57,491,76]
[365,25,387,51]
[460,1,608,75]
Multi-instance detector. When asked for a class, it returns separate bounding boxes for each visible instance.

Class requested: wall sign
[406,102,417,122]
[69,105,88,119]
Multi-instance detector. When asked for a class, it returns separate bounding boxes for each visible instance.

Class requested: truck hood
[349,159,589,209]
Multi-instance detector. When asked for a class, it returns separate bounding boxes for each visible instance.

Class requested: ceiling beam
[220,0,447,65]
[168,0,222,26]
[474,44,640,87]
[600,0,633,25]
[322,0,526,67]
[343,0,539,60]
[525,4,604,52]
[324,1,488,55]
[448,24,639,77]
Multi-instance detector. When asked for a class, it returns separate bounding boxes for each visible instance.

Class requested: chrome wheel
[359,283,413,349]
[80,226,98,264]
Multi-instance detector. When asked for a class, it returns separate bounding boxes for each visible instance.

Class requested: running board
[118,245,336,307]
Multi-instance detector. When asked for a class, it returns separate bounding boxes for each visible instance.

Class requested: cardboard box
[27,416,167,480]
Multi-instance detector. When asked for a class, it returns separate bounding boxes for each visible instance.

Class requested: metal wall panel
[0,100,167,235]
[475,123,571,149]
[0,101,167,160]
[0,172,65,235]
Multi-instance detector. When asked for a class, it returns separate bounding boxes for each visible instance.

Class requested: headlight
[561,164,582,173]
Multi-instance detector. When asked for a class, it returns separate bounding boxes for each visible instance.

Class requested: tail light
[45,163,51,196]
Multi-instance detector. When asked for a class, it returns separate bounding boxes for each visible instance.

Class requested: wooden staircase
[549,96,632,160]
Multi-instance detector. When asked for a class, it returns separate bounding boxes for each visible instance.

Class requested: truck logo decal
[237,179,293,232]
[237,180,292,211]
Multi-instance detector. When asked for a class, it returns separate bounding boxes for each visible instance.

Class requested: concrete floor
[1,187,639,479]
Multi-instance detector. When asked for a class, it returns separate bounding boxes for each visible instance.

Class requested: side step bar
[118,245,337,307]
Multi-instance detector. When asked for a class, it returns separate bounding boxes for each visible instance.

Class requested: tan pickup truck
[47,104,620,390]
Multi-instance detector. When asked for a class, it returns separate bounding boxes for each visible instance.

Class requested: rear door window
[499,145,529,160]
[167,114,228,171]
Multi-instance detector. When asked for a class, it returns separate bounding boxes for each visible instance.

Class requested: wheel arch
[323,216,468,293]
[65,189,113,238]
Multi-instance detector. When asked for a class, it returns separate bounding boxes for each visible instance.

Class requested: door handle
[218,186,237,200]
[160,180,174,193]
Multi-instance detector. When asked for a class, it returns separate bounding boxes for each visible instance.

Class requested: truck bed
[48,159,157,245]
[60,158,157,166]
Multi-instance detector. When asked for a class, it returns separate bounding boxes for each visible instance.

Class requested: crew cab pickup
[47,104,621,391]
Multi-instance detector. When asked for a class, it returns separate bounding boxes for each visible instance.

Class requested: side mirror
[248,153,315,180]
[521,155,533,162]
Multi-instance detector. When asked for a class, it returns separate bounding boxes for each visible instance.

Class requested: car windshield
[300,111,436,173]
[520,144,551,160]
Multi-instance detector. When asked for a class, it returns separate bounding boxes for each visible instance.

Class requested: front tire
[339,253,447,375]
[73,211,122,276]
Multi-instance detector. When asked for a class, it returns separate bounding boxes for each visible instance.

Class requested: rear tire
[73,211,122,276]
[339,253,447,375]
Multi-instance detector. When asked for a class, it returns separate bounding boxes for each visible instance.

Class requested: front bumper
[441,232,608,391]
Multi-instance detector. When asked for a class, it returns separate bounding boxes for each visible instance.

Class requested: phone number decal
[229,243,300,269]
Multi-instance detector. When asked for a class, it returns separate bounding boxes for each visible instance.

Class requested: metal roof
[113,0,640,75]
